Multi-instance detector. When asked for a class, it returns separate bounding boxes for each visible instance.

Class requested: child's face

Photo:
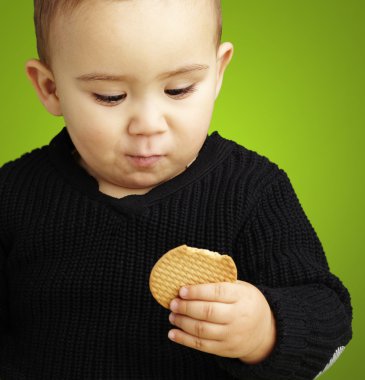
[30,0,233,197]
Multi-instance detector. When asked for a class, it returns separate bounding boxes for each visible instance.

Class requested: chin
[128,177,161,190]
[131,168,172,184]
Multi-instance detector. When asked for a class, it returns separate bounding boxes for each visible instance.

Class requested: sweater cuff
[214,284,350,380]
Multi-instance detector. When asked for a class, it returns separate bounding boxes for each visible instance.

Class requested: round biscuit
[149,244,237,309]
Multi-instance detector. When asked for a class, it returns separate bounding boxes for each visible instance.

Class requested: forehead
[50,0,216,79]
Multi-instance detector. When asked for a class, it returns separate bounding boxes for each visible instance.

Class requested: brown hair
[33,0,222,69]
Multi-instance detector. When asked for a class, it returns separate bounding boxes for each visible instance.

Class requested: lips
[126,154,164,168]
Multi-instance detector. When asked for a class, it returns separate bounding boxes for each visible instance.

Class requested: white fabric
[314,346,345,379]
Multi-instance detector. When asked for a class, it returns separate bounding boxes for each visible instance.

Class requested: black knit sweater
[0,127,352,380]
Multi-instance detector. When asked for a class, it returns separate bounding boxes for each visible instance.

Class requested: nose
[128,97,168,136]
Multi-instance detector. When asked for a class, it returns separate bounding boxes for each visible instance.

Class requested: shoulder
[0,144,50,178]
[208,131,298,227]
[0,145,54,242]
[0,143,53,202]
[213,131,289,190]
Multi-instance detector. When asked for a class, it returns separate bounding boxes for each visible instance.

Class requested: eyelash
[93,84,197,105]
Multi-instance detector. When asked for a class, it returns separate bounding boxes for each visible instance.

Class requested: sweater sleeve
[0,241,7,336]
[215,171,353,380]
[0,165,10,337]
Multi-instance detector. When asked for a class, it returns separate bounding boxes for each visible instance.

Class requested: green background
[0,1,364,378]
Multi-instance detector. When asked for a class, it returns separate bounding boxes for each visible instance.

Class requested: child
[0,0,352,379]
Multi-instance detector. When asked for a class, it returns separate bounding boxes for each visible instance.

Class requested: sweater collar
[48,127,235,215]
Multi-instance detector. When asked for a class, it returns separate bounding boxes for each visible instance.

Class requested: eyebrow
[75,64,209,82]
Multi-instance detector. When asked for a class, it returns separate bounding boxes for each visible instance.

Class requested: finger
[169,312,228,341]
[170,299,233,324]
[179,282,240,303]
[168,327,222,355]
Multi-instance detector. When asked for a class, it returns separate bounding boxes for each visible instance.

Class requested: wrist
[238,309,277,365]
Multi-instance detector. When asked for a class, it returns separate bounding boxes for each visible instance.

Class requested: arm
[215,171,352,380]
[0,242,6,335]
[0,165,10,337]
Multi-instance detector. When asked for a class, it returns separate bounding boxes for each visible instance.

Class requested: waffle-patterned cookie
[149,245,237,309]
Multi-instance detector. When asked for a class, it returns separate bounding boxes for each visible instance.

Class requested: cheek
[60,97,90,134]
[62,102,117,156]
[184,99,215,136]
[192,81,216,119]
[59,87,113,130]
[171,86,215,128]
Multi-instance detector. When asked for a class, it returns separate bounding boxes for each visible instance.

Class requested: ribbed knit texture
[0,127,352,380]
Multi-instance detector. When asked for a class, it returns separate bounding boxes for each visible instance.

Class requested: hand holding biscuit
[149,245,276,363]
[168,281,277,364]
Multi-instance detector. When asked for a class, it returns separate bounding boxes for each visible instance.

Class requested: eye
[93,93,126,105]
[165,84,197,99]
[93,84,197,106]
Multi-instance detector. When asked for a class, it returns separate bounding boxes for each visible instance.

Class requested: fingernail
[168,330,176,340]
[169,313,176,324]
[180,287,188,298]
[170,299,178,311]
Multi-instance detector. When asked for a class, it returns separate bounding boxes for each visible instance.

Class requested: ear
[25,59,63,116]
[215,42,234,100]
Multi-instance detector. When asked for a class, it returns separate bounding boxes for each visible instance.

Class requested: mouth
[126,154,164,168]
